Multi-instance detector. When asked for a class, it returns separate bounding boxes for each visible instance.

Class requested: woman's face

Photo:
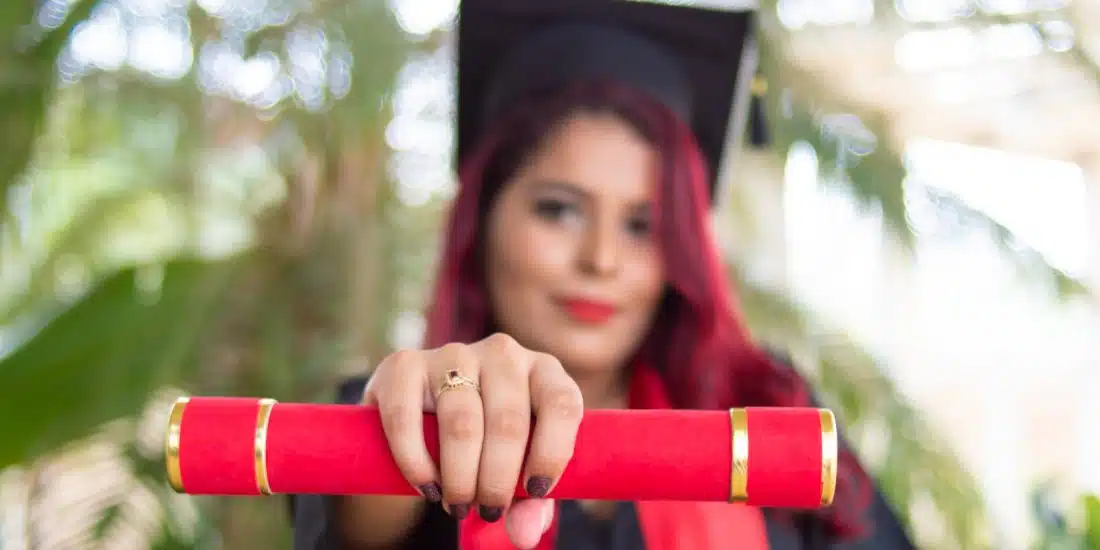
[485,112,666,379]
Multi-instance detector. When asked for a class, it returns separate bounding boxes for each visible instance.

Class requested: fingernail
[478,505,503,523]
[526,476,552,498]
[418,483,442,503]
[449,504,470,519]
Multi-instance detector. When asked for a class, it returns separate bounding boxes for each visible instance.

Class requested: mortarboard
[455,0,767,201]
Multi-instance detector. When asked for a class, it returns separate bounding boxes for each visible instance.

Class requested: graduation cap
[455,0,770,202]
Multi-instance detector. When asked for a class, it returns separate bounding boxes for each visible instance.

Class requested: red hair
[424,82,872,538]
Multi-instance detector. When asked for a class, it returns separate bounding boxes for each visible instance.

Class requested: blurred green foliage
[1031,488,1100,550]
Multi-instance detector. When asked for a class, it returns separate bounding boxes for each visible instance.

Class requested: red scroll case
[166,397,836,509]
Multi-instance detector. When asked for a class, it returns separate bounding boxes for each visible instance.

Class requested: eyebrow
[529,179,654,213]
[530,180,591,200]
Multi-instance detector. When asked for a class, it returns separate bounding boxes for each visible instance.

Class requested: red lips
[560,298,617,324]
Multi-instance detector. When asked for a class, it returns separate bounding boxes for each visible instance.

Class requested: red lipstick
[560,298,617,324]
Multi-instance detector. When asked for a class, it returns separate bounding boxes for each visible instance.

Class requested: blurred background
[0,0,1098,548]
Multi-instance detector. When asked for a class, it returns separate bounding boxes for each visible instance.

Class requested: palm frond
[752,1,1094,301]
[5,390,207,550]
[731,263,993,549]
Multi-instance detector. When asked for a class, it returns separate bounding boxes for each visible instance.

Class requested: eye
[626,215,651,237]
[532,197,579,222]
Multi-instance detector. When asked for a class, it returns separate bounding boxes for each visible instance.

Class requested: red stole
[459,366,770,550]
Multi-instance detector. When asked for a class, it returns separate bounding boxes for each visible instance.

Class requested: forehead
[519,112,657,204]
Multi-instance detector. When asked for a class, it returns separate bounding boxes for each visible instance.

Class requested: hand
[361,333,584,549]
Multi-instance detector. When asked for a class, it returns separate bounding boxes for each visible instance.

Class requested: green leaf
[1083,494,1100,550]
[0,257,242,469]
[0,0,99,215]
[92,503,124,541]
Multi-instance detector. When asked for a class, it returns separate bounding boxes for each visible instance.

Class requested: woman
[292,0,915,549]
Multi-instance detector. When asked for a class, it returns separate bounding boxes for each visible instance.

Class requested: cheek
[489,221,574,297]
[623,248,666,312]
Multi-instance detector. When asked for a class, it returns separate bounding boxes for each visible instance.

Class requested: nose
[578,215,620,277]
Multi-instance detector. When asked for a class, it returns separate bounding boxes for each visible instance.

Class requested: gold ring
[819,409,837,506]
[434,369,480,400]
[254,398,278,495]
[729,408,749,503]
[165,397,189,493]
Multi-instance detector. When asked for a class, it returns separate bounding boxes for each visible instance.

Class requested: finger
[429,343,484,517]
[473,334,532,520]
[370,351,442,503]
[524,353,584,497]
[506,498,555,550]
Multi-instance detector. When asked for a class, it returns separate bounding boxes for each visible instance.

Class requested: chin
[543,328,635,375]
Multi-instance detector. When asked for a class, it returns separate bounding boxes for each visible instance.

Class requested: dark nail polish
[418,483,442,503]
[449,504,470,519]
[479,505,504,523]
[526,476,552,498]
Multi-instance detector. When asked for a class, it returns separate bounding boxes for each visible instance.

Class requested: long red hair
[424,82,871,538]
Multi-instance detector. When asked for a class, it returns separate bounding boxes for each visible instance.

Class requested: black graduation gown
[289,361,916,550]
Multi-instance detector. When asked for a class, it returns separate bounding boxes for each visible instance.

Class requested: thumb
[504,498,555,550]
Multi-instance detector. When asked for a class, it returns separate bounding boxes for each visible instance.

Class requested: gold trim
[165,397,190,493]
[729,408,749,503]
[819,409,838,507]
[254,398,278,495]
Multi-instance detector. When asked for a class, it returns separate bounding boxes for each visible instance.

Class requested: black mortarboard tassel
[456,0,764,201]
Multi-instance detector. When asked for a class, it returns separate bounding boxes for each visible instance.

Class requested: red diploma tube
[166,397,836,508]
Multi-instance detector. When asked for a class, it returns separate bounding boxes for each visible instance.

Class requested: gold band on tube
[254,398,278,495]
[165,397,190,493]
[729,408,749,503]
[819,409,837,506]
